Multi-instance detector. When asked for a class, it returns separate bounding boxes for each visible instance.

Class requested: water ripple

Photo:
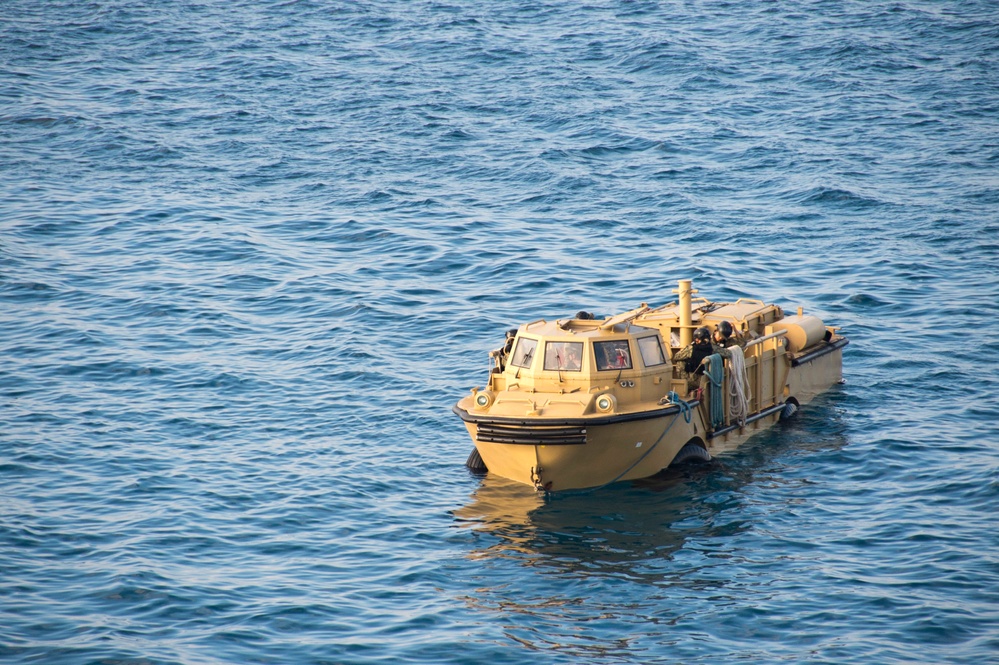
[2,0,998,663]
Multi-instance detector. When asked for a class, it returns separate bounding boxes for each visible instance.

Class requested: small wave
[845,293,890,308]
[798,186,887,208]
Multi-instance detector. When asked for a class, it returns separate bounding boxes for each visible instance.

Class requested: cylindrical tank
[771,314,826,353]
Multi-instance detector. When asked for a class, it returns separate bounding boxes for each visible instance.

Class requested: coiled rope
[726,346,751,427]
[704,354,725,428]
[665,390,692,423]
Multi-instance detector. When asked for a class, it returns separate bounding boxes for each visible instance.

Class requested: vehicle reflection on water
[453,464,733,582]
[449,396,850,659]
[450,463,745,659]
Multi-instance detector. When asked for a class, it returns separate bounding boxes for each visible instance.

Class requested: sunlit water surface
[2,1,998,663]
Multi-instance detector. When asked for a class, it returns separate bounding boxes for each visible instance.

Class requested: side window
[510,338,538,368]
[638,336,667,367]
[594,340,632,371]
[544,341,583,371]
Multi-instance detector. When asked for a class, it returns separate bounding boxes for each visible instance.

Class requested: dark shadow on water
[454,463,722,581]
[454,462,762,594]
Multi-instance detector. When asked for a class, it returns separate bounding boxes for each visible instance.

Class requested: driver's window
[544,341,583,371]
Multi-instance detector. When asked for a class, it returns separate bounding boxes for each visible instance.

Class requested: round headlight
[595,394,616,413]
[474,391,493,409]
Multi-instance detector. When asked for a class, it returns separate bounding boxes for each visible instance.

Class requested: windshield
[594,340,632,370]
[544,341,583,371]
[510,337,537,368]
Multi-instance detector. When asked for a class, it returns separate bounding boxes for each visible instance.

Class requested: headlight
[595,394,616,413]
[473,391,494,409]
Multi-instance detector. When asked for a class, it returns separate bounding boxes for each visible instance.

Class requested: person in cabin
[612,346,629,368]
[563,345,582,371]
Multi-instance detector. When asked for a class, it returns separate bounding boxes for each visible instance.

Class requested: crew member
[674,326,731,393]
[490,329,518,372]
[712,320,746,348]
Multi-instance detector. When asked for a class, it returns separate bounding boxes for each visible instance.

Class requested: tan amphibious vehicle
[453,279,848,492]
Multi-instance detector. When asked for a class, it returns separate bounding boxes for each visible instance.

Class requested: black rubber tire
[465,448,487,474]
[670,442,711,466]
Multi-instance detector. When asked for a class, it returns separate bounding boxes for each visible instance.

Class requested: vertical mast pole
[675,279,696,347]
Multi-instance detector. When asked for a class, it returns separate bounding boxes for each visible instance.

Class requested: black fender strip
[791,337,849,367]
[452,402,684,429]
[707,402,787,440]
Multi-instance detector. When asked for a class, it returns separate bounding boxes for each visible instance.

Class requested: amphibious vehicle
[453,280,847,492]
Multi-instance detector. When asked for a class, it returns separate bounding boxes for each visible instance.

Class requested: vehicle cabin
[482,312,673,416]
[479,296,818,423]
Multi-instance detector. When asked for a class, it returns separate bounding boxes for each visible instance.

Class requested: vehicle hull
[455,403,707,492]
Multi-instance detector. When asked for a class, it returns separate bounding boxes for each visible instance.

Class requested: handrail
[599,303,650,330]
[744,330,786,348]
[643,301,677,314]
[640,297,712,315]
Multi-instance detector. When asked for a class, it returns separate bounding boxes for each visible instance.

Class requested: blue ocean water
[2,1,998,663]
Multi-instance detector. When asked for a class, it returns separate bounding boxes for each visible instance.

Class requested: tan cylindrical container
[770,314,826,352]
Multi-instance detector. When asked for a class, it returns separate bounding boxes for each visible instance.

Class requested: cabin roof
[520,318,658,339]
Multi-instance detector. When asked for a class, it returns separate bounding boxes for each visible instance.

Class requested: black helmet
[693,326,711,342]
[717,321,733,338]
